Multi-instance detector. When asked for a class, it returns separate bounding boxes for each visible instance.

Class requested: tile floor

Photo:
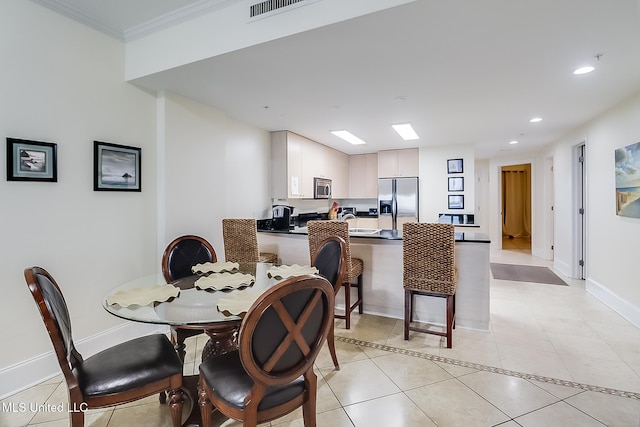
[3,244,640,426]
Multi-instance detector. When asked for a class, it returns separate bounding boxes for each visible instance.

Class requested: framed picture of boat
[615,141,640,218]
[94,141,141,191]
[6,137,57,182]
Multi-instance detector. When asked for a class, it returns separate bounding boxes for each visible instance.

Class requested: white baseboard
[554,258,572,279]
[0,322,167,400]
[586,277,640,330]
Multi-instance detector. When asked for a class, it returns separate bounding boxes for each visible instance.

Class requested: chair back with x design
[239,275,334,387]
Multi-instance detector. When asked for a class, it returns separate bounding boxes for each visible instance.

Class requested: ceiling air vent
[250,0,306,18]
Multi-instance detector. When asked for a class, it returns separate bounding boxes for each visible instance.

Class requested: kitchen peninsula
[257,227,491,331]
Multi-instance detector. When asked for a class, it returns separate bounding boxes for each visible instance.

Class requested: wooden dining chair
[307,220,363,329]
[162,234,218,362]
[311,236,347,369]
[24,266,185,427]
[222,218,278,263]
[197,275,334,427]
[402,222,458,348]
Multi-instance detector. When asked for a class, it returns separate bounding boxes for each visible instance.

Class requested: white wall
[160,93,272,256]
[0,0,158,385]
[550,91,640,325]
[419,144,475,223]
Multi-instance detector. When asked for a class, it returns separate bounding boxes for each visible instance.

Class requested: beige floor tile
[334,313,396,343]
[344,393,437,427]
[491,323,556,353]
[535,313,600,338]
[565,391,640,426]
[546,332,622,361]
[27,382,69,424]
[314,339,368,370]
[439,335,501,367]
[457,371,559,418]
[405,378,509,427]
[497,343,573,380]
[514,401,605,427]
[371,353,453,390]
[433,361,479,378]
[589,320,640,345]
[0,382,58,427]
[320,359,400,406]
[268,376,341,424]
[384,321,443,356]
[271,407,353,427]
[27,410,113,427]
[527,380,584,400]
[559,353,640,392]
[107,401,177,427]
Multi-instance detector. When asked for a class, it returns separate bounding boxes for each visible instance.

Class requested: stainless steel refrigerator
[378,177,419,230]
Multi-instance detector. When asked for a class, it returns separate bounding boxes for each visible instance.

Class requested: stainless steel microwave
[313,177,332,199]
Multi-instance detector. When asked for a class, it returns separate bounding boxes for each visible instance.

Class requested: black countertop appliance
[272,205,293,230]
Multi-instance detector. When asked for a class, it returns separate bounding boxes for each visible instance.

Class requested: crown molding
[31,0,238,42]
[31,0,123,40]
[124,0,237,42]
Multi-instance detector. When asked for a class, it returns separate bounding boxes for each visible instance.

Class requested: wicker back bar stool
[307,220,363,329]
[222,218,278,263]
[402,222,458,348]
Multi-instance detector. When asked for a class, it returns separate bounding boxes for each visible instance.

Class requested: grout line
[335,336,640,400]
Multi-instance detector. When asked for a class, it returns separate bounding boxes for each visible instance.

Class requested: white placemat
[194,272,255,291]
[217,288,265,316]
[106,284,180,307]
[192,261,239,274]
[267,264,319,279]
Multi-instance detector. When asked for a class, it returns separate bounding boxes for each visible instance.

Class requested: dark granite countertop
[258,227,490,243]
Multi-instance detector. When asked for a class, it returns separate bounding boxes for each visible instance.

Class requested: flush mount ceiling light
[573,66,595,75]
[392,123,419,140]
[530,117,542,123]
[331,130,367,145]
[509,140,519,145]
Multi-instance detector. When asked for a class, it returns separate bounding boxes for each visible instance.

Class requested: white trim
[124,0,237,42]
[0,322,166,400]
[587,277,640,330]
[32,0,237,42]
[554,258,572,279]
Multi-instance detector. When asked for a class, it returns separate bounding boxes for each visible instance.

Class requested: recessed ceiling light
[392,123,419,141]
[573,66,595,75]
[331,130,367,145]
[530,117,542,123]
[509,140,519,145]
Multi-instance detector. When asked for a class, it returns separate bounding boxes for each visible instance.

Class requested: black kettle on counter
[272,205,294,230]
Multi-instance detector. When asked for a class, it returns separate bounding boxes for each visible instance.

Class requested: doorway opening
[501,164,532,253]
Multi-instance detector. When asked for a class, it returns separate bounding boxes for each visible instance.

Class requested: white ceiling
[34,0,640,158]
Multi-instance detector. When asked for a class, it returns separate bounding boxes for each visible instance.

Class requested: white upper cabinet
[378,149,419,177]
[349,153,378,198]
[271,131,348,199]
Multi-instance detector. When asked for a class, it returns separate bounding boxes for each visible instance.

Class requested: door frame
[573,142,587,279]
[489,157,537,253]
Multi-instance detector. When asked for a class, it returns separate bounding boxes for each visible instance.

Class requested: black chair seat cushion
[199,351,304,411]
[74,334,182,397]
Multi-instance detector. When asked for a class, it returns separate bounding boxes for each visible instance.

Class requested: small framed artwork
[6,137,57,182]
[448,195,464,209]
[94,141,141,191]
[447,158,463,174]
[448,176,464,192]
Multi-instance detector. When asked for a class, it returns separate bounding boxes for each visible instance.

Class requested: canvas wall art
[615,141,640,218]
